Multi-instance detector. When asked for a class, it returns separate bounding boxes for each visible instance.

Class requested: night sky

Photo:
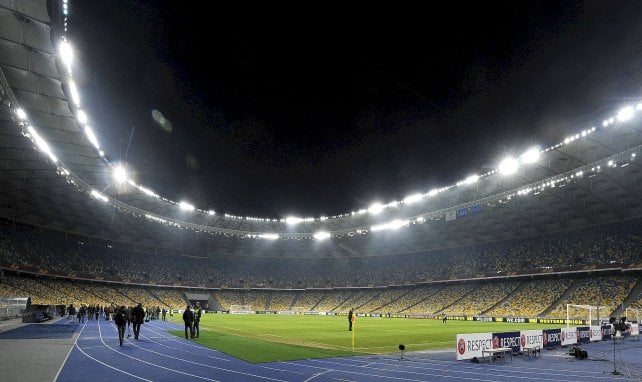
[68,1,642,218]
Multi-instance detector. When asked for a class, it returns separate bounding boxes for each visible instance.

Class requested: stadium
[0,1,641,381]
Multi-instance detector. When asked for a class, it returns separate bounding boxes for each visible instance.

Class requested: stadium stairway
[481,281,527,315]
[309,291,329,311]
[540,278,580,317]
[616,277,642,317]
[399,286,443,314]
[372,288,414,313]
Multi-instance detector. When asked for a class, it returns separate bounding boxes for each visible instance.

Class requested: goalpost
[566,304,611,327]
[229,304,253,314]
[625,307,640,323]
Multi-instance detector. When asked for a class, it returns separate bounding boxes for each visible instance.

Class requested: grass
[168,314,563,363]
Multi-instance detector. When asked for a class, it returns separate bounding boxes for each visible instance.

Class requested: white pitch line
[94,319,222,381]
[102,320,290,382]
[53,320,88,382]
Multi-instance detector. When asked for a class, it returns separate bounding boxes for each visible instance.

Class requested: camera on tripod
[569,344,588,359]
[610,317,629,335]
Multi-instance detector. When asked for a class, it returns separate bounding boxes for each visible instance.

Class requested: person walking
[131,303,145,340]
[115,306,128,347]
[183,305,195,339]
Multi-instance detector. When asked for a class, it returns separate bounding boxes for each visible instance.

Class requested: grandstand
[0,1,641,381]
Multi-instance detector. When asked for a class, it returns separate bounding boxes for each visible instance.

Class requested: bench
[482,347,513,363]
[523,346,541,358]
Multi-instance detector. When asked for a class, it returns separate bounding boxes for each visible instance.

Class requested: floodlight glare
[464,174,479,185]
[427,189,438,197]
[371,219,409,232]
[77,109,88,124]
[403,193,423,204]
[69,80,80,107]
[59,41,73,70]
[521,147,541,164]
[112,165,127,183]
[499,157,519,175]
[16,108,27,120]
[617,106,634,122]
[27,125,58,164]
[208,210,215,216]
[368,203,385,215]
[178,201,195,211]
[90,189,108,202]
[313,231,331,240]
[258,233,279,240]
[285,217,303,225]
[84,126,100,149]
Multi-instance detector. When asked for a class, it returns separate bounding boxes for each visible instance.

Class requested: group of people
[66,300,205,346]
[182,302,202,339]
[113,303,146,346]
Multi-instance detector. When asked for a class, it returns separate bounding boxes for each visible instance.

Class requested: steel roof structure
[1,1,642,258]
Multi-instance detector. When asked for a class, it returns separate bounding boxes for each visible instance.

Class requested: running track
[55,319,640,381]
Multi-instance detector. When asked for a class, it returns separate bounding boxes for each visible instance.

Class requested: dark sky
[68,1,642,218]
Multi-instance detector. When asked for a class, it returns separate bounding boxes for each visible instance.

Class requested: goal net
[229,304,252,314]
[625,307,640,323]
[566,304,611,326]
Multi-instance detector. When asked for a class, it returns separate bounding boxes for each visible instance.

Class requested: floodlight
[112,165,127,183]
[59,41,73,70]
[16,108,27,120]
[313,231,331,240]
[69,80,80,107]
[178,201,195,211]
[617,106,634,122]
[77,110,88,124]
[258,233,279,240]
[403,193,423,204]
[285,217,303,225]
[427,189,438,197]
[520,147,540,164]
[84,126,99,149]
[27,125,57,164]
[368,203,385,215]
[499,157,519,175]
[208,210,215,216]
[464,174,479,185]
[90,189,108,202]
[389,219,408,230]
[371,219,409,232]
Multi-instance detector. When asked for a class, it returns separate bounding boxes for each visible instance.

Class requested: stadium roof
[1,1,642,255]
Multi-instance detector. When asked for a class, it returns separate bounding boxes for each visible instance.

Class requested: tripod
[612,331,620,375]
[398,344,407,361]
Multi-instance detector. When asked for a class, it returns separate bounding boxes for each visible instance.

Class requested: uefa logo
[458,338,466,355]
[520,334,526,348]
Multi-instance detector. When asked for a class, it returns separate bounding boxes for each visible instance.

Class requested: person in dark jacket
[115,306,128,346]
[183,305,195,339]
[193,302,202,338]
[348,308,354,331]
[131,303,145,340]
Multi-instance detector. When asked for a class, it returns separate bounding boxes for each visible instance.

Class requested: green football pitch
[168,314,562,363]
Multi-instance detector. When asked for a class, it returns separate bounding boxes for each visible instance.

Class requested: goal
[229,304,253,314]
[566,304,611,327]
[625,307,640,323]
